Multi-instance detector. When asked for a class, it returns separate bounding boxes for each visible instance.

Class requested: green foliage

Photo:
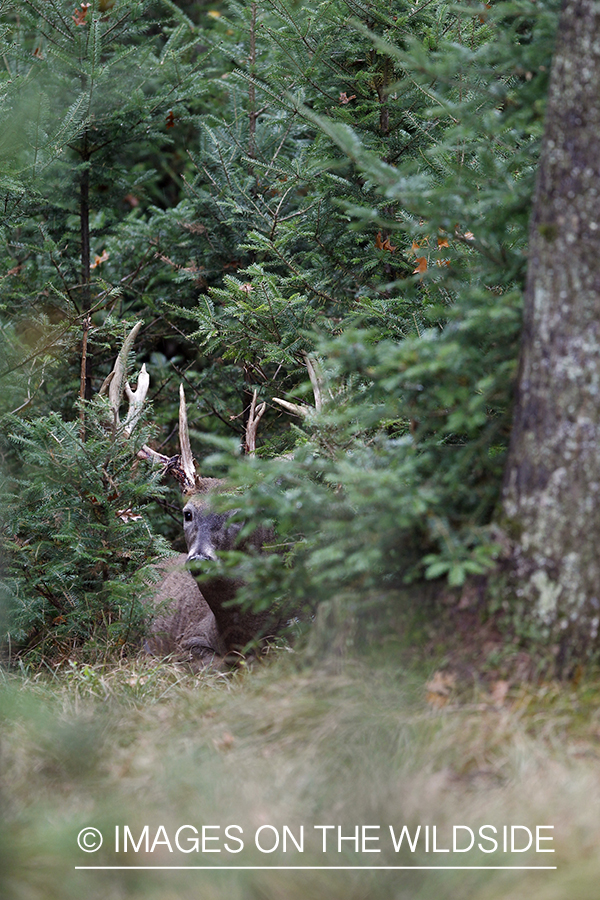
[161,0,456,413]
[0,0,207,425]
[182,0,560,611]
[0,397,170,660]
[0,0,563,657]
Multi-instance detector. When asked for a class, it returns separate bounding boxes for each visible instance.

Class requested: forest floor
[2,635,600,900]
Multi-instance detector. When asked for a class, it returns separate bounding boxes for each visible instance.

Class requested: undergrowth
[1,650,600,900]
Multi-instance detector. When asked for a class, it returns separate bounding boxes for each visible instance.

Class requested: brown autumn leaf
[214,731,235,751]
[478,3,492,24]
[425,670,456,707]
[339,92,357,105]
[375,231,397,252]
[437,236,450,248]
[454,225,475,242]
[413,256,428,274]
[91,249,109,269]
[489,680,510,708]
[165,109,176,128]
[72,3,90,25]
[116,508,143,524]
[426,691,448,709]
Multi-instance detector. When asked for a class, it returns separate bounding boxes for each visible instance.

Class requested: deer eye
[183,510,193,522]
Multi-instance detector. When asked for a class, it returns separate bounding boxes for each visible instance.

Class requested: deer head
[172,385,272,654]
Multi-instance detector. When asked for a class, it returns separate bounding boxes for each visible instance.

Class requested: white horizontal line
[75,865,557,871]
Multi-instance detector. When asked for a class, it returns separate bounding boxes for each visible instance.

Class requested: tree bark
[80,145,93,402]
[502,0,600,658]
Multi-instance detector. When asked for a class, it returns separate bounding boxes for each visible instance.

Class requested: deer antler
[99,321,145,435]
[273,352,327,418]
[271,396,308,418]
[99,323,186,482]
[177,384,199,494]
[304,353,324,413]
[245,389,267,455]
[136,384,201,494]
[103,326,266,492]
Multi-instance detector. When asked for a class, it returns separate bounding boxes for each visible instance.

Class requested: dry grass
[2,651,600,900]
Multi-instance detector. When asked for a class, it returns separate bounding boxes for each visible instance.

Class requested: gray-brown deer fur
[146,554,224,670]
[146,482,274,666]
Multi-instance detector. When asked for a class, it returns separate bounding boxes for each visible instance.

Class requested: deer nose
[187,550,217,564]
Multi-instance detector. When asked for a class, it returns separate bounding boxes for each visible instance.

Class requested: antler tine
[98,320,144,432]
[245,389,267,455]
[179,384,198,493]
[123,363,150,436]
[272,353,327,420]
[303,353,324,413]
[272,397,308,418]
[97,324,203,492]
[142,386,197,494]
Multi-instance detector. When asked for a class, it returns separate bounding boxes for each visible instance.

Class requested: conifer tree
[0,0,203,416]
[0,0,203,658]
[0,0,573,662]
[149,0,456,446]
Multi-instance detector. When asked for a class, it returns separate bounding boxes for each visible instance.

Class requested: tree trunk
[502,0,600,660]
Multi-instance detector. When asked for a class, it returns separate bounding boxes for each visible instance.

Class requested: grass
[2,645,600,900]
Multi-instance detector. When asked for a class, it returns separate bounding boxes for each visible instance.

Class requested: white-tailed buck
[107,326,328,666]
[163,384,276,658]
[105,325,275,665]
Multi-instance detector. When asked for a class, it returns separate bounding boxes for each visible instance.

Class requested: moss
[538,221,559,241]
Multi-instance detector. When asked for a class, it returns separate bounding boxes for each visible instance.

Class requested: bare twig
[79,315,91,440]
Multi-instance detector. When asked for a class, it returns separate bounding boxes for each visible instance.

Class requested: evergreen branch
[23,0,73,40]
[46,0,75,37]
[0,323,74,382]
[258,237,341,307]
[157,0,195,31]
[101,10,133,46]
